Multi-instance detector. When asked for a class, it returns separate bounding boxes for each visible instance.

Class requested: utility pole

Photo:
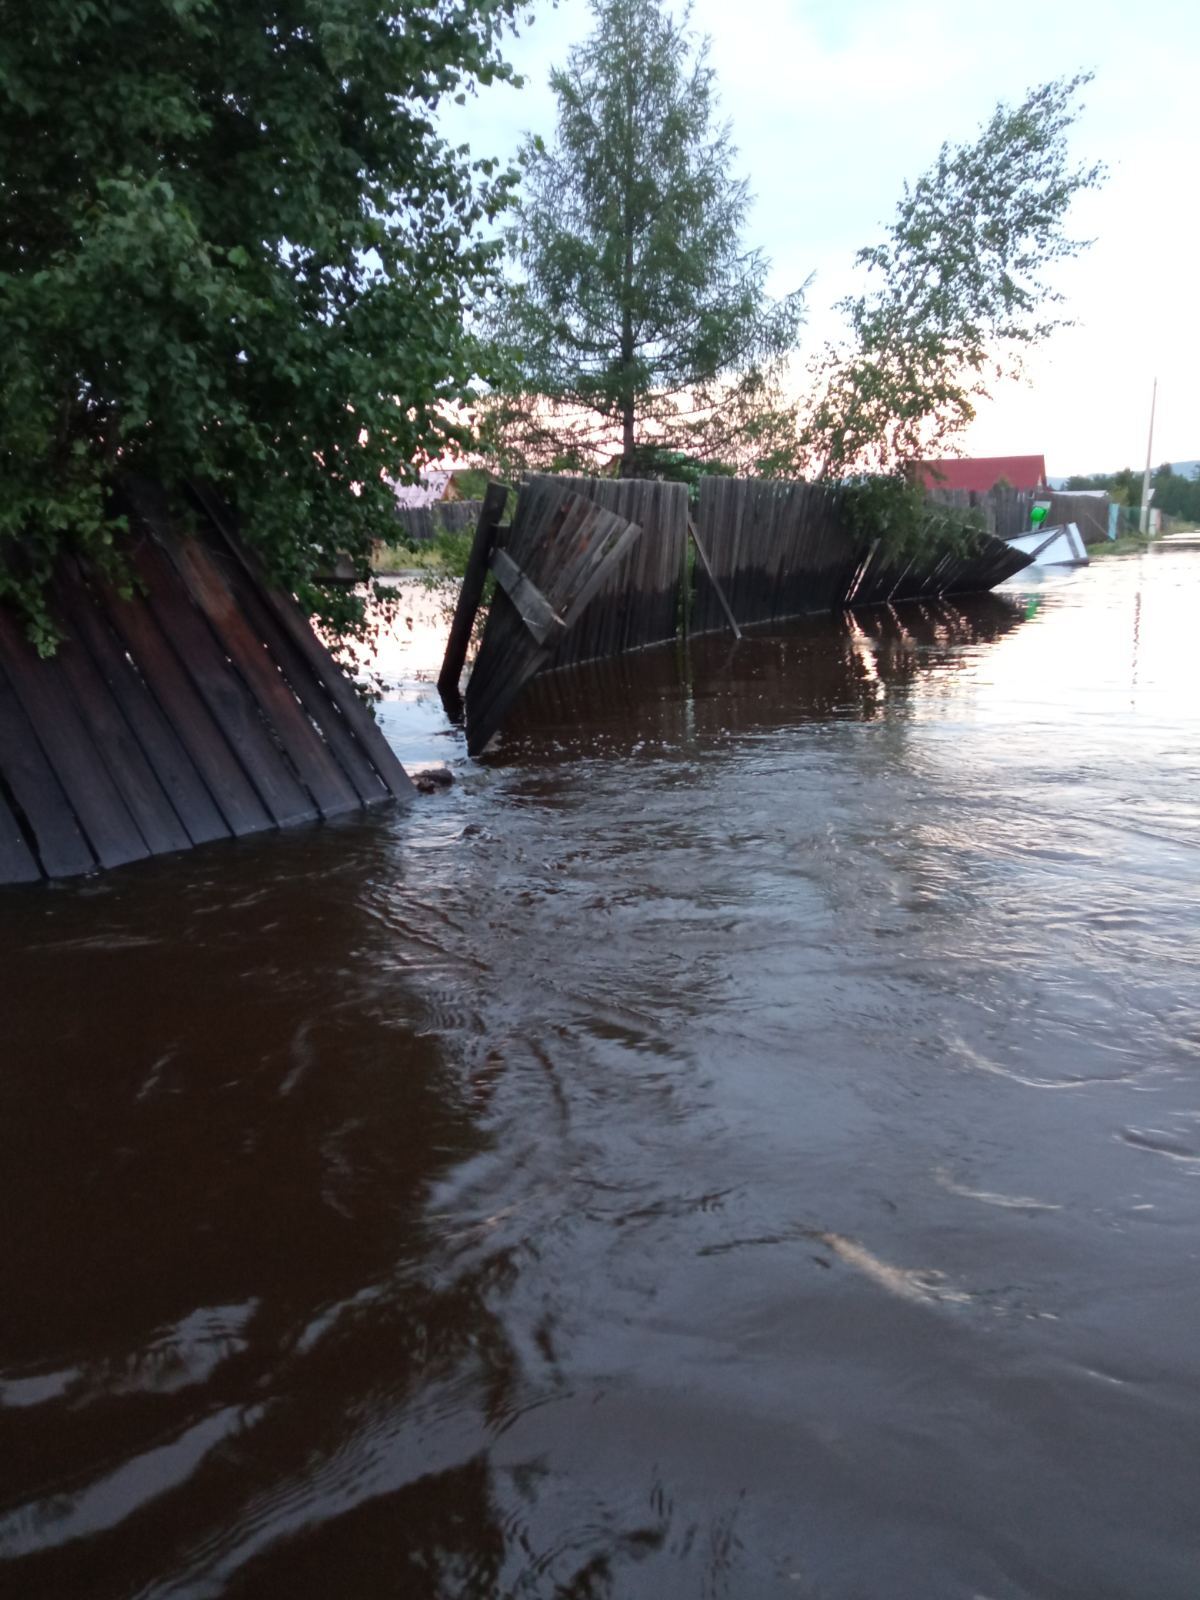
[1139,377,1158,536]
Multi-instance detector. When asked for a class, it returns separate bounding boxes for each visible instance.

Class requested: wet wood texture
[524,475,689,668]
[464,484,643,756]
[438,482,509,712]
[0,483,412,885]
[694,478,1034,632]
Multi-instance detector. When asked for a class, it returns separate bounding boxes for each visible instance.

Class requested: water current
[2,543,1199,1599]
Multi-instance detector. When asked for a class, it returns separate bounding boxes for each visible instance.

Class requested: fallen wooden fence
[0,480,413,886]
[693,477,1033,632]
[443,471,1036,755]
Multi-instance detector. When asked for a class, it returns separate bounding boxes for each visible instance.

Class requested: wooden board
[186,480,413,802]
[464,487,643,756]
[55,558,231,847]
[521,475,689,666]
[101,564,276,839]
[197,540,391,809]
[52,618,193,859]
[0,661,97,879]
[0,781,43,884]
[161,531,361,819]
[0,609,151,870]
[0,481,416,885]
[127,533,317,829]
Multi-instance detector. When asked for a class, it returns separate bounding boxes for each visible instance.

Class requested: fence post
[437,481,509,715]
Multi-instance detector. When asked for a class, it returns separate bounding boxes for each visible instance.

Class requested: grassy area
[371,528,475,576]
[1088,520,1197,558]
[1088,533,1154,558]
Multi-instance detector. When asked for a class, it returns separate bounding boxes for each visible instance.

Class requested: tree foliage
[482,0,805,478]
[0,0,527,651]
[800,75,1104,481]
[1067,462,1200,521]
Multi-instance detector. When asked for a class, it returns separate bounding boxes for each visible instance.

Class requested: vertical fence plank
[0,783,42,883]
[438,483,510,708]
[56,559,232,848]
[0,610,151,869]
[0,659,98,878]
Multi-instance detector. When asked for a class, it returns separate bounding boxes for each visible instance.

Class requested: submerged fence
[448,472,1036,753]
[692,477,1031,633]
[0,481,413,885]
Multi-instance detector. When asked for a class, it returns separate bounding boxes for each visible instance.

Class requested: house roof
[914,455,1048,493]
[389,470,450,508]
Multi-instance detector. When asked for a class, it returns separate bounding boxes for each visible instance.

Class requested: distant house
[388,469,454,509]
[387,462,476,509]
[913,455,1048,494]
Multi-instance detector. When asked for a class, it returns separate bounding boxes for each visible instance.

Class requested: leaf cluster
[1067,462,1200,521]
[840,474,986,564]
[0,0,528,649]
[802,75,1104,480]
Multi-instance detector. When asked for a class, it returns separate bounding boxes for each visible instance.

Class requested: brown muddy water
[2,545,1199,1599]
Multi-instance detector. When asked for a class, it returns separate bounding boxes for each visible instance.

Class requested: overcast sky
[446,0,1198,477]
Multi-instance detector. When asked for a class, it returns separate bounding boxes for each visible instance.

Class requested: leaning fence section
[462,480,644,756]
[693,477,1032,635]
[692,478,857,631]
[0,480,413,886]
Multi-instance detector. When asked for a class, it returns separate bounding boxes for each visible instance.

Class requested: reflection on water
[2,549,1199,1599]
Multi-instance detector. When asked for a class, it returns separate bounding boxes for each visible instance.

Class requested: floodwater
[2,544,1199,1599]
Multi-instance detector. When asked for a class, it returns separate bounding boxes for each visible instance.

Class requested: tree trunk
[619,234,636,476]
[620,395,635,477]
[619,71,636,479]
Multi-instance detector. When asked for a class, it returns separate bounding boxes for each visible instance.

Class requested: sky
[444,0,1199,478]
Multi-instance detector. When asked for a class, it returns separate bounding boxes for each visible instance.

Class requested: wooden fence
[692,478,1032,634]
[0,481,412,886]
[462,481,643,755]
[926,485,1113,546]
[1047,492,1111,546]
[692,478,855,630]
[526,474,690,666]
[926,486,1035,539]
[444,472,1036,754]
[391,499,483,544]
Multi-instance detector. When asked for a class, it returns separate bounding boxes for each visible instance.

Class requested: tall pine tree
[484,0,805,478]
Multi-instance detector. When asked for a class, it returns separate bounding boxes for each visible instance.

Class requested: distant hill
[1049,460,1198,490]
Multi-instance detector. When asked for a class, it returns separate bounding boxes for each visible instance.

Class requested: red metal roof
[914,455,1047,493]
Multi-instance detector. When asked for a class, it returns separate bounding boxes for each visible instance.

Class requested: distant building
[387,462,475,509]
[913,455,1048,494]
[388,469,454,509]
